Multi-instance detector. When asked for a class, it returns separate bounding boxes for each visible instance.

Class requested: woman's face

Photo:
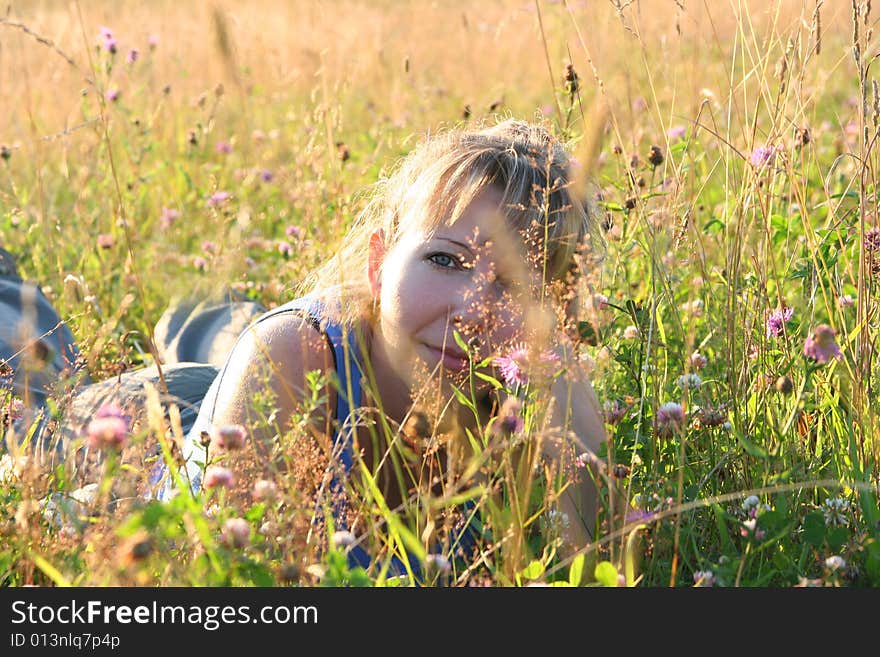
[369,186,543,399]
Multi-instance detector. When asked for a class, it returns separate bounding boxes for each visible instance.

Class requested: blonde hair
[297,117,604,328]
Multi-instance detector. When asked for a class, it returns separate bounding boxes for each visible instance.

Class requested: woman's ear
[367,229,386,298]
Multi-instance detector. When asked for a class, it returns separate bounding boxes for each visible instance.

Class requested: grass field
[1,0,878,587]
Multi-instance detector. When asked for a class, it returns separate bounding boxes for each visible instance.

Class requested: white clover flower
[822,497,850,528]
[824,555,846,572]
[331,530,356,549]
[623,325,640,340]
[676,373,702,390]
[693,570,716,587]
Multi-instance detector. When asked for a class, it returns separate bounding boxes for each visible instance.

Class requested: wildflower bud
[493,397,524,437]
[402,408,432,447]
[253,479,278,502]
[795,126,811,146]
[775,375,793,395]
[222,518,250,548]
[199,430,212,448]
[612,464,631,479]
[212,424,246,450]
[279,563,300,582]
[647,145,664,167]
[612,144,623,155]
[624,197,637,210]
[335,141,350,162]
[214,83,225,98]
[563,63,579,95]
[117,530,153,567]
[188,129,198,146]
[0,145,10,161]
[331,530,356,550]
[203,466,234,489]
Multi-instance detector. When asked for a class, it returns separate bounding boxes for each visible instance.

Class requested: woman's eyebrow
[433,235,490,254]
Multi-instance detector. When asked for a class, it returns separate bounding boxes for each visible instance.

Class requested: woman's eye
[427,252,461,269]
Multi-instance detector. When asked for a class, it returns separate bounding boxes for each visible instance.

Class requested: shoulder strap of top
[260,296,363,474]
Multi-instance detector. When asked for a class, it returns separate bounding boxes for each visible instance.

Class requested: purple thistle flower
[602,399,626,425]
[766,306,794,339]
[750,145,776,167]
[126,48,139,64]
[99,26,114,41]
[147,35,159,50]
[215,141,232,154]
[803,324,842,364]
[222,518,250,548]
[105,88,120,103]
[690,350,708,371]
[212,424,247,450]
[667,125,687,141]
[160,207,180,229]
[277,241,293,257]
[193,256,208,271]
[103,38,117,55]
[493,345,529,388]
[85,404,130,450]
[96,403,128,421]
[207,191,231,207]
[654,402,685,437]
[201,240,217,255]
[260,169,274,182]
[285,225,302,239]
[96,233,114,249]
[203,466,234,489]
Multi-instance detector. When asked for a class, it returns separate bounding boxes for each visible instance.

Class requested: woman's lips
[423,344,468,371]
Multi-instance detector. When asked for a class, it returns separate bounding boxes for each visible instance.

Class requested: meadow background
[1,0,878,587]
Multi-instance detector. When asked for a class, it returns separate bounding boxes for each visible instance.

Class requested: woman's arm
[544,343,607,558]
[184,312,337,476]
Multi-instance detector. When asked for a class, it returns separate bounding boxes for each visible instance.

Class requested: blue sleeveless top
[168,294,476,581]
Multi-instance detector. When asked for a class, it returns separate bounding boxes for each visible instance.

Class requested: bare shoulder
[206,309,336,431]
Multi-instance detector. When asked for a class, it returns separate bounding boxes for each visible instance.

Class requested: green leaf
[713,504,736,554]
[245,503,266,524]
[736,431,769,459]
[802,511,826,547]
[826,527,849,551]
[29,552,71,587]
[594,561,619,587]
[519,560,545,582]
[452,330,470,354]
[450,385,476,412]
[864,539,880,583]
[569,553,585,587]
[472,371,503,389]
